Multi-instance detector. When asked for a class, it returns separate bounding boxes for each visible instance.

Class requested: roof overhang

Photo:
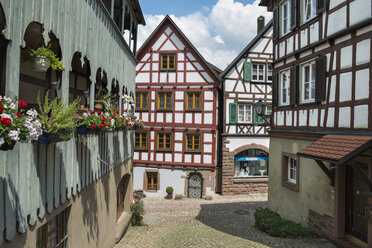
[297,134,372,165]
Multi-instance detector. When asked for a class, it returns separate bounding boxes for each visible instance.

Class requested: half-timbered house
[260,0,372,246]
[220,17,273,195]
[134,15,221,199]
[0,0,145,247]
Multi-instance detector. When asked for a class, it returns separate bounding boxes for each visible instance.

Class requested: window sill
[184,150,201,154]
[281,181,299,192]
[156,149,172,152]
[145,189,158,192]
[135,148,148,151]
[156,109,173,112]
[160,69,176,72]
[185,109,203,112]
[233,178,268,183]
[135,109,149,112]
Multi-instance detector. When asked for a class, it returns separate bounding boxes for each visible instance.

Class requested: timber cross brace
[315,160,335,186]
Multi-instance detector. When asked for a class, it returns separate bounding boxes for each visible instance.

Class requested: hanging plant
[29,45,65,72]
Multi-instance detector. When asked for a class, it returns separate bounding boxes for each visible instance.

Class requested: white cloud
[137,0,272,70]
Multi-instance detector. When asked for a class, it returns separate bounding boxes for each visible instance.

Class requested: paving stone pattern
[115,194,336,248]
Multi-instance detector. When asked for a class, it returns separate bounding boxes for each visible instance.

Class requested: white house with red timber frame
[133,15,221,198]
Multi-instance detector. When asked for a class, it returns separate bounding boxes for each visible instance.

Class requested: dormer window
[160,54,176,70]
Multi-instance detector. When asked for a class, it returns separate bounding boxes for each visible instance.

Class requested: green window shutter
[254,106,263,124]
[229,103,237,124]
[243,61,251,82]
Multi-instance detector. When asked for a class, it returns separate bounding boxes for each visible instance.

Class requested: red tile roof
[297,135,372,164]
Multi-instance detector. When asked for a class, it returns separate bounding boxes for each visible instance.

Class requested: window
[135,92,148,110]
[279,70,290,106]
[69,53,91,107]
[135,131,148,150]
[157,92,173,110]
[156,132,172,150]
[282,153,299,191]
[234,149,269,178]
[186,92,201,111]
[281,0,291,36]
[252,63,265,81]
[301,61,316,103]
[145,172,158,191]
[303,0,317,22]
[185,133,201,152]
[238,104,253,123]
[268,64,273,81]
[117,175,130,220]
[37,208,70,248]
[160,54,176,70]
[266,105,272,115]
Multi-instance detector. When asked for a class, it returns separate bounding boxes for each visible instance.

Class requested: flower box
[0,141,16,151]
[31,55,50,72]
[36,130,72,144]
[77,125,99,135]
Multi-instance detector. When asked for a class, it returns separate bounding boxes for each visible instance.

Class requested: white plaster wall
[350,0,372,27]
[339,107,351,127]
[133,167,187,197]
[354,105,369,128]
[327,7,347,36]
[226,136,270,153]
[356,39,371,65]
[355,69,370,100]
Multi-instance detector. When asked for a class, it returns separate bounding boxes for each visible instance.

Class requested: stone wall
[221,137,268,195]
[308,209,335,238]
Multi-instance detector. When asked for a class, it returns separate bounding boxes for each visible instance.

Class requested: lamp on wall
[254,98,271,126]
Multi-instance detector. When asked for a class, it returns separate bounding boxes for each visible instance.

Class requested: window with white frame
[238,104,253,123]
[266,105,272,115]
[303,0,317,22]
[301,61,316,103]
[281,0,291,36]
[268,64,273,81]
[279,70,290,106]
[252,63,265,81]
[288,158,297,183]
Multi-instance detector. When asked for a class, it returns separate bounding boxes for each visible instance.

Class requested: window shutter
[272,72,278,107]
[243,61,251,82]
[317,0,327,14]
[229,103,237,124]
[273,6,279,41]
[315,55,327,102]
[290,0,297,30]
[157,172,160,191]
[254,107,263,124]
[143,172,147,190]
[290,65,299,106]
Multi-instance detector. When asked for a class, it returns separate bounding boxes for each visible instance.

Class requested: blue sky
[137,0,272,70]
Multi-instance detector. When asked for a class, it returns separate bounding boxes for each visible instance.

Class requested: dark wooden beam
[350,161,372,189]
[315,160,335,186]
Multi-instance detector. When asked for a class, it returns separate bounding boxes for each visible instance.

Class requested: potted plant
[36,92,79,144]
[166,186,173,199]
[73,105,89,119]
[0,96,42,151]
[94,89,114,111]
[28,45,65,72]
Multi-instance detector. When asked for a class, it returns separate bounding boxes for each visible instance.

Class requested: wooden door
[346,161,369,243]
[188,173,203,198]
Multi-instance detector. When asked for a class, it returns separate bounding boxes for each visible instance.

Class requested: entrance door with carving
[188,173,203,198]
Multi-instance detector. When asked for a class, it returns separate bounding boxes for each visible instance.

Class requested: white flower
[105,112,110,117]
[82,113,88,118]
[10,103,16,110]
[0,138,4,146]
[111,119,115,127]
[26,109,38,119]
[8,129,20,141]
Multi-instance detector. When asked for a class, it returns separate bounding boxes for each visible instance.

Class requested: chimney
[257,16,265,35]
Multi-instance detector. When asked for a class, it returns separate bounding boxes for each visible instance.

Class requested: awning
[297,135,372,165]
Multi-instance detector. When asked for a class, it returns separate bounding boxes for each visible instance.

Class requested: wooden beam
[350,162,372,189]
[315,160,335,186]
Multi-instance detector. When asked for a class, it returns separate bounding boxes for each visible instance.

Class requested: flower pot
[0,141,16,151]
[73,109,89,119]
[77,125,99,135]
[36,130,72,144]
[32,56,50,72]
[94,100,104,111]
[166,194,173,199]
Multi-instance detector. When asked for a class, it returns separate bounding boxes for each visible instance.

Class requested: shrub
[166,186,173,194]
[130,202,145,226]
[254,208,315,238]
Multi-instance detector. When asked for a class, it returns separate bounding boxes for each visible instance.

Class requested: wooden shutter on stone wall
[315,55,327,103]
[243,61,251,82]
[273,6,279,41]
[229,103,237,124]
[272,72,278,107]
[317,0,327,14]
[290,65,299,106]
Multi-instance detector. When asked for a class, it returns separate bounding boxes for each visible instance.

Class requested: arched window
[0,4,7,96]
[111,79,119,108]
[95,68,108,99]
[19,22,62,108]
[117,174,130,220]
[234,149,269,178]
[69,52,91,107]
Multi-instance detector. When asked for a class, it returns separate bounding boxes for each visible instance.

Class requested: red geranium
[97,110,102,115]
[113,113,117,117]
[16,112,22,117]
[0,106,3,113]
[99,123,104,128]
[121,120,124,123]
[91,124,97,130]
[0,118,11,126]
[104,123,109,127]
[113,108,117,112]
[18,100,27,108]
[90,110,95,115]
[102,116,106,121]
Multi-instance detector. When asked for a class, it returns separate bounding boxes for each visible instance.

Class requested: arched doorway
[117,174,131,220]
[188,173,203,198]
[234,149,269,178]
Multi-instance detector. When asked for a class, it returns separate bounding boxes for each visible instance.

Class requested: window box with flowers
[0,96,42,151]
[28,45,65,72]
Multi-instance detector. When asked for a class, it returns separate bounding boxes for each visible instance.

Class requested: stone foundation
[308,209,335,238]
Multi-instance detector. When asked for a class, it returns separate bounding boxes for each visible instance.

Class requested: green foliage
[29,45,65,71]
[37,92,79,140]
[254,208,315,238]
[166,186,174,194]
[131,202,145,226]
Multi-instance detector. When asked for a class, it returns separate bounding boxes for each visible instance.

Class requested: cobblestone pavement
[115,194,336,248]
